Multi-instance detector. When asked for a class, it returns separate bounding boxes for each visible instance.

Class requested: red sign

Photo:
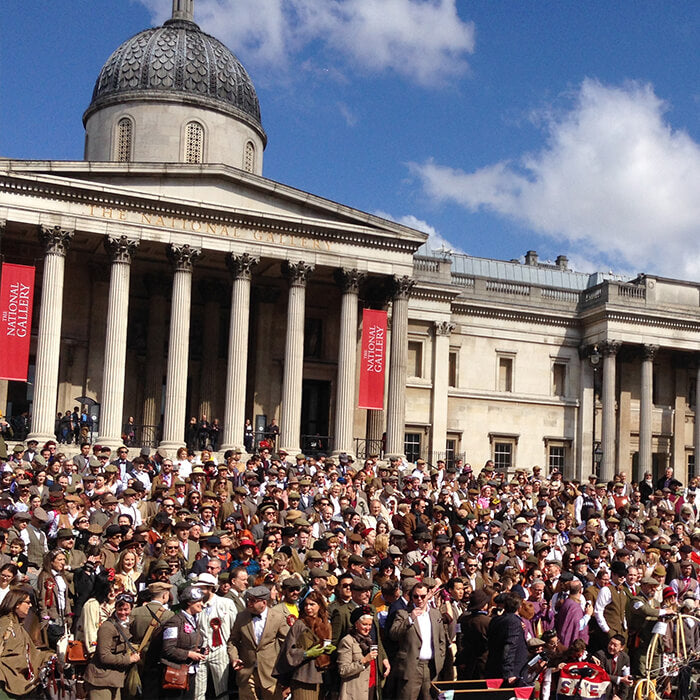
[358,309,387,410]
[0,264,35,381]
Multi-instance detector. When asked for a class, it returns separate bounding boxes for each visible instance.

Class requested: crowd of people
[0,437,699,700]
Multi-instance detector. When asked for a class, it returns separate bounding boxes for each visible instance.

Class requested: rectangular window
[448,350,458,387]
[552,362,567,397]
[404,432,421,463]
[445,438,456,468]
[548,445,566,472]
[304,318,323,359]
[408,341,423,378]
[689,454,696,481]
[689,377,697,408]
[498,357,513,392]
[493,442,512,470]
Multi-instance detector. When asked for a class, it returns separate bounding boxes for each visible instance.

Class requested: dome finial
[171,0,194,22]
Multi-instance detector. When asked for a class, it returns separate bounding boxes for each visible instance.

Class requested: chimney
[525,250,538,266]
[556,255,569,270]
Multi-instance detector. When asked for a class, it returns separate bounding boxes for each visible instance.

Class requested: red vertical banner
[0,264,35,381]
[358,309,387,410]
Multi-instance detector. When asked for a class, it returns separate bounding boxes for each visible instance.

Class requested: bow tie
[251,614,262,620]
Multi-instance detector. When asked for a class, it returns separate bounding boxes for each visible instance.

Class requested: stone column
[142,278,169,435]
[279,261,314,454]
[600,340,621,481]
[28,226,73,444]
[431,320,455,462]
[97,236,139,448]
[221,253,258,452]
[576,347,595,482]
[333,268,365,456]
[197,280,226,422]
[695,362,700,478]
[638,344,658,480]
[385,275,414,456]
[160,244,201,451]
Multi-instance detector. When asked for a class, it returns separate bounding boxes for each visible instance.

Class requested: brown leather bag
[66,639,89,664]
[162,664,189,691]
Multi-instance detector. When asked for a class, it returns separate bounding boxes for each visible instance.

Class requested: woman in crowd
[31,469,50,504]
[76,571,117,657]
[0,564,19,605]
[175,447,192,479]
[84,592,140,700]
[274,591,334,700]
[0,587,55,699]
[435,556,458,586]
[154,585,206,700]
[337,605,387,700]
[115,549,140,596]
[37,550,72,649]
[480,551,499,588]
[184,489,202,514]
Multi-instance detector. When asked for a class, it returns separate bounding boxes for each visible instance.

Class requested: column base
[26,432,58,446]
[96,436,125,451]
[280,446,301,458]
[158,440,186,457]
[219,445,252,461]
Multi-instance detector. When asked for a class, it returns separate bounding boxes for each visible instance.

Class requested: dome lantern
[170,0,194,23]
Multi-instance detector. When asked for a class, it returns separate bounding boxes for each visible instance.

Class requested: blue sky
[2,1,699,279]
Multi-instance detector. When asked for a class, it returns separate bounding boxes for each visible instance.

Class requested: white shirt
[52,569,68,613]
[118,501,143,527]
[413,609,433,661]
[252,606,268,645]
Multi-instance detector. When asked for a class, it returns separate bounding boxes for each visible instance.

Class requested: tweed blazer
[227,605,290,690]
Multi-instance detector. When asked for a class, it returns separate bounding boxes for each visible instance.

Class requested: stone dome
[83,17,264,141]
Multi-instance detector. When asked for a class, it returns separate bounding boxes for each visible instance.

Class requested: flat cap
[350,577,373,591]
[308,567,330,579]
[245,585,271,600]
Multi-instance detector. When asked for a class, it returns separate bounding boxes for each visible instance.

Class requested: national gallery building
[1,1,699,484]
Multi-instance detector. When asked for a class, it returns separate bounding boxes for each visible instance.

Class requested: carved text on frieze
[86,205,332,251]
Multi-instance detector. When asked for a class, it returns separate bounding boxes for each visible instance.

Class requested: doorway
[301,380,331,454]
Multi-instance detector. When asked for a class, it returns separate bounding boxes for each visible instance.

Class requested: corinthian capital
[641,344,659,361]
[39,225,73,257]
[600,340,622,357]
[104,235,139,264]
[282,260,314,287]
[334,268,366,294]
[227,252,259,280]
[392,275,415,300]
[167,243,201,273]
[434,320,455,337]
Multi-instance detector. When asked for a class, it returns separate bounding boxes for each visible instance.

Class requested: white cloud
[411,79,700,278]
[374,211,464,253]
[337,102,358,127]
[139,0,474,86]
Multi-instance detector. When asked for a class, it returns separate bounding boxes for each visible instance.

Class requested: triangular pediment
[0,159,427,250]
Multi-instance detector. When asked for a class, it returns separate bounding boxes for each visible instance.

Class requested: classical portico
[0,157,425,456]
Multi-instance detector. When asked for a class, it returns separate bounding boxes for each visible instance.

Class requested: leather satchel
[66,639,89,664]
[162,664,190,691]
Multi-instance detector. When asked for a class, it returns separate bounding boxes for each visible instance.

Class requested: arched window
[116,117,133,162]
[185,121,204,163]
[244,141,255,172]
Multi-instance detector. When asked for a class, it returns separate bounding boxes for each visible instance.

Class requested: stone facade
[1,2,698,484]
